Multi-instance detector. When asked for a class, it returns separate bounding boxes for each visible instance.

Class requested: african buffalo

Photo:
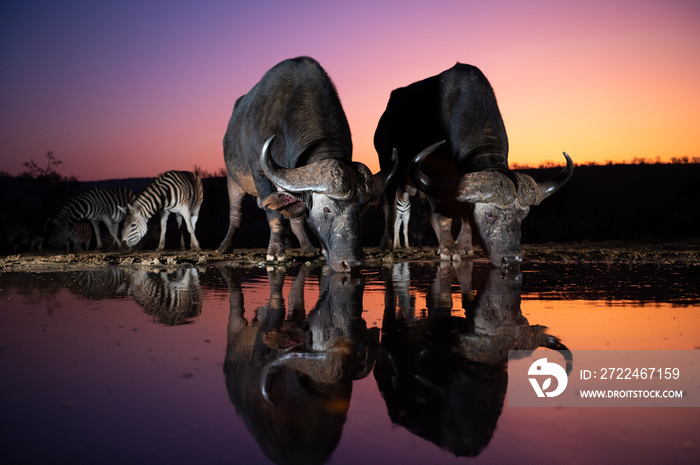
[221,265,378,465]
[374,63,573,267]
[217,56,396,272]
[375,262,571,456]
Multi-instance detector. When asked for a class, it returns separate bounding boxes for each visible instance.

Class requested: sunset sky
[2,0,699,181]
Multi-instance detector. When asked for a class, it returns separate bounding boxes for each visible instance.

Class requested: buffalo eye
[323,207,332,218]
[485,212,494,221]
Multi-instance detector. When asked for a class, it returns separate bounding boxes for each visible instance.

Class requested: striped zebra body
[120,170,204,250]
[393,188,412,250]
[50,187,135,250]
[67,222,93,251]
[1,220,44,253]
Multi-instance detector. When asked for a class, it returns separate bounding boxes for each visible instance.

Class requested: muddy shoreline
[1,239,699,272]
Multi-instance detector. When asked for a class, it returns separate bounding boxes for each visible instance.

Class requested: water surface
[1,260,699,464]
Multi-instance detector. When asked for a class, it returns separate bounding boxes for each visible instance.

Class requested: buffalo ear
[262,192,307,218]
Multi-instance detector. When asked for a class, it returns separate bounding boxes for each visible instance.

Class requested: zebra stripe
[393,189,411,250]
[121,170,204,250]
[1,220,44,253]
[127,268,203,326]
[50,187,135,250]
[67,222,93,251]
[61,268,128,300]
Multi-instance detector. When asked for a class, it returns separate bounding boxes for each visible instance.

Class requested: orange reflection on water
[520,299,700,351]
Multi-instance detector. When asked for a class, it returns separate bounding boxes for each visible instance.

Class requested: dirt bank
[1,239,699,272]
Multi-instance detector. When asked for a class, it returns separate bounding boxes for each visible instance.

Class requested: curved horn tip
[262,135,277,155]
[414,140,447,163]
[388,148,399,177]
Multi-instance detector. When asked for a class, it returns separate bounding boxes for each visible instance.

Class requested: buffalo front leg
[217,177,246,253]
[266,211,286,263]
[379,192,397,251]
[290,217,317,254]
[455,215,474,256]
[429,209,460,261]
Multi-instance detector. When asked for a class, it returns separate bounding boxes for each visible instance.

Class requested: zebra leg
[403,209,411,249]
[180,212,201,251]
[158,211,170,251]
[104,220,121,249]
[90,219,102,250]
[290,217,316,254]
[217,177,245,253]
[189,213,201,251]
[393,214,402,251]
[175,215,185,249]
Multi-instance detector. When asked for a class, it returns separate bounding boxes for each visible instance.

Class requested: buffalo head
[261,135,398,272]
[412,146,573,267]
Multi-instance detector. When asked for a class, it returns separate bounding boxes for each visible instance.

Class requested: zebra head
[119,205,148,248]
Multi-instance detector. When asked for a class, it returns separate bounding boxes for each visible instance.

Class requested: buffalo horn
[453,152,574,206]
[533,152,574,205]
[539,334,573,375]
[355,148,399,200]
[260,135,355,199]
[260,352,338,404]
[408,140,448,194]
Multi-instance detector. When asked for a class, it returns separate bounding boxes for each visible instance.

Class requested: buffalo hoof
[299,245,317,255]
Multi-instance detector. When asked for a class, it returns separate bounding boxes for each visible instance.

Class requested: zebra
[66,222,93,251]
[126,268,203,325]
[119,170,204,251]
[49,187,135,250]
[0,219,44,253]
[60,268,129,300]
[392,185,415,250]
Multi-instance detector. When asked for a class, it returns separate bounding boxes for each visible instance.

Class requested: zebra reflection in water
[60,268,128,301]
[126,268,203,326]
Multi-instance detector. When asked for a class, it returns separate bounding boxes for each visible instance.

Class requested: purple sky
[2,0,699,180]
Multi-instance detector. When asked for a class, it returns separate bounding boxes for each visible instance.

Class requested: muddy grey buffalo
[217,56,396,272]
[221,265,377,465]
[375,262,571,456]
[374,63,573,267]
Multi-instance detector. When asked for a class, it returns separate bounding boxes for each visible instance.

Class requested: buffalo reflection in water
[221,265,378,465]
[374,262,571,457]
